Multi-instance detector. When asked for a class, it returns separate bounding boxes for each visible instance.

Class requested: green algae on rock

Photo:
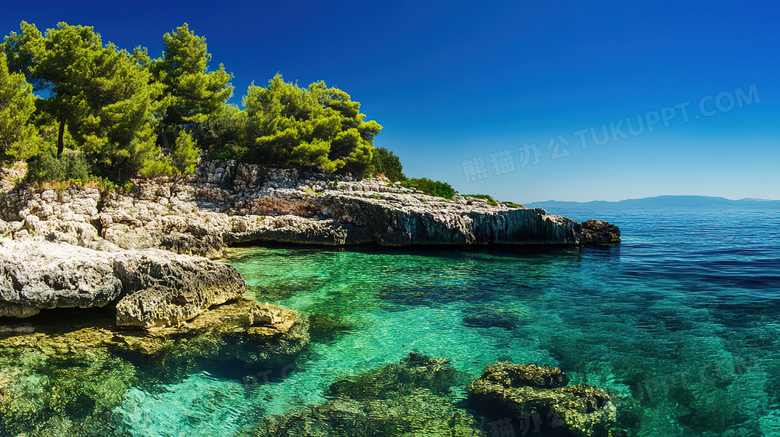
[467,362,624,437]
[241,352,487,437]
[0,299,309,436]
[326,351,470,400]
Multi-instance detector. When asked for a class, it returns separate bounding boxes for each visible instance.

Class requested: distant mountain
[526,195,780,209]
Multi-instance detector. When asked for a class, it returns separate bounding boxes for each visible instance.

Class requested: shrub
[368,147,405,182]
[25,150,90,183]
[402,178,456,200]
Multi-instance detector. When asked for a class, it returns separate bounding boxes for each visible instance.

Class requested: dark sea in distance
[5,206,780,436]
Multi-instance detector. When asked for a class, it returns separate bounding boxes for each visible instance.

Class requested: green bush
[368,147,405,181]
[25,150,90,183]
[402,178,456,200]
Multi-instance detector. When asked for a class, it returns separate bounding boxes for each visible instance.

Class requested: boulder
[0,241,245,327]
[113,249,245,327]
[0,240,123,318]
[581,220,621,244]
[467,362,619,437]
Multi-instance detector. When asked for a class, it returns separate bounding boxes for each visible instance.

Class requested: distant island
[527,195,780,209]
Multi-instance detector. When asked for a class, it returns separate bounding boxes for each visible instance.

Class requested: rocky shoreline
[0,159,618,326]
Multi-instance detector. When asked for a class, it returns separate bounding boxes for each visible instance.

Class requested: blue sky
[3,1,778,202]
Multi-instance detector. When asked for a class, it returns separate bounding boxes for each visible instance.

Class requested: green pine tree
[0,51,39,163]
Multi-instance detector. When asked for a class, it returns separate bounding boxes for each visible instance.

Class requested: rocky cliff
[1,160,620,260]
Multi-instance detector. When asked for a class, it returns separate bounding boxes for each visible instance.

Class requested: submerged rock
[0,299,308,436]
[243,352,486,437]
[326,352,468,400]
[467,362,621,437]
[461,306,525,331]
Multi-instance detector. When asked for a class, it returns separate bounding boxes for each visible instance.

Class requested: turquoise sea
[3,206,780,436]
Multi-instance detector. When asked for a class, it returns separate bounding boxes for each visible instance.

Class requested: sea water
[14,207,780,436]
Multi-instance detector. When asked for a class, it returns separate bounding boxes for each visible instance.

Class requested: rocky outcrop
[0,240,245,327]
[0,240,123,318]
[0,160,619,260]
[581,220,621,244]
[320,193,585,246]
[467,362,622,437]
[223,214,373,246]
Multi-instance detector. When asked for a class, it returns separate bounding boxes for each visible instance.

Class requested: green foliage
[2,21,411,183]
[0,51,39,163]
[402,178,456,199]
[25,150,90,182]
[243,74,381,174]
[6,22,171,179]
[368,147,405,181]
[464,194,498,206]
[503,201,524,208]
[202,103,247,160]
[171,130,200,174]
[153,23,233,133]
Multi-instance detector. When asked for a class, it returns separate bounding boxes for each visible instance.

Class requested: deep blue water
[109,207,780,435]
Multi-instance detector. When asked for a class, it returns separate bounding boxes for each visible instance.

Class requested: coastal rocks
[0,160,620,258]
[0,240,123,318]
[0,240,245,327]
[581,220,621,244]
[467,362,620,437]
[113,249,245,327]
[319,193,585,246]
[223,215,373,246]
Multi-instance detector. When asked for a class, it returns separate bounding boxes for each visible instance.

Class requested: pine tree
[153,23,233,137]
[0,51,38,163]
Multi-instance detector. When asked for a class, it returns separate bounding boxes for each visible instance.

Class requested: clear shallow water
[8,207,780,436]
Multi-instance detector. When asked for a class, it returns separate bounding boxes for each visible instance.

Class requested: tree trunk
[57,116,66,157]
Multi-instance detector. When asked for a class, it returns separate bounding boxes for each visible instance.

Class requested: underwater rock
[307,313,353,342]
[467,362,619,437]
[326,352,468,400]
[109,299,309,363]
[247,391,487,437]
[244,353,486,437]
[461,306,523,330]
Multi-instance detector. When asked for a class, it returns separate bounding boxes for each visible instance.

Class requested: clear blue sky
[3,1,779,202]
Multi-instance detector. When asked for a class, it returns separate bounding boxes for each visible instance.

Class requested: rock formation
[467,362,623,437]
[0,240,245,327]
[0,160,620,261]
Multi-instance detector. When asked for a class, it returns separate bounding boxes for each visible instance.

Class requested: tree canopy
[243,74,381,174]
[0,20,403,184]
[0,51,38,162]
